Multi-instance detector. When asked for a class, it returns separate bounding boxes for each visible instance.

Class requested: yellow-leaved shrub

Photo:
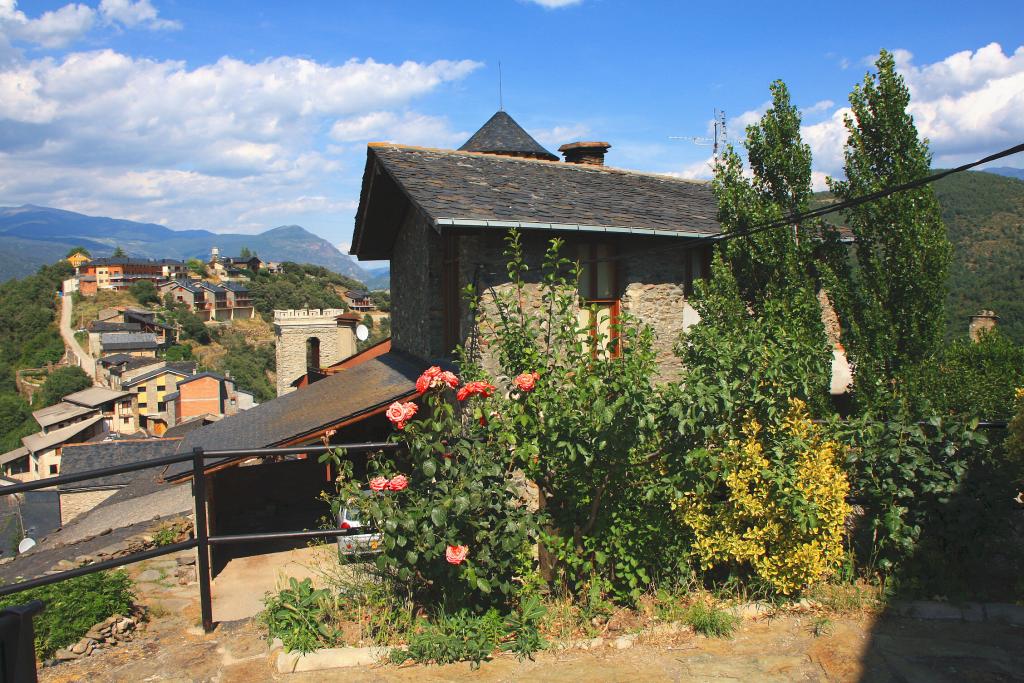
[677,398,850,595]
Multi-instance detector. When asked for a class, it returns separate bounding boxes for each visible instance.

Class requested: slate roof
[221,281,249,293]
[353,144,720,259]
[121,363,196,387]
[99,332,158,351]
[109,356,163,377]
[167,279,202,294]
[58,438,181,490]
[0,446,29,466]
[32,401,97,429]
[63,387,130,407]
[458,111,558,161]
[22,415,103,453]
[164,351,426,479]
[98,353,134,367]
[88,258,184,267]
[176,371,225,387]
[88,321,142,333]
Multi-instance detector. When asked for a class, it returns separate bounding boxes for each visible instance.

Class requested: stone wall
[451,230,702,382]
[273,309,355,396]
[390,211,445,360]
[60,489,119,526]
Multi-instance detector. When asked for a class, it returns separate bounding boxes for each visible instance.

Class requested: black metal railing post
[192,447,213,633]
[0,599,44,683]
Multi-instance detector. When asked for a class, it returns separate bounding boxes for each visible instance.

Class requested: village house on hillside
[146,111,727,570]
[159,279,256,321]
[76,257,186,296]
[351,110,718,380]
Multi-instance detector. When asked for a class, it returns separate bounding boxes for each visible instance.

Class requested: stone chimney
[969,309,999,342]
[558,141,611,166]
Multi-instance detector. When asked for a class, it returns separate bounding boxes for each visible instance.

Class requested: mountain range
[0,205,390,288]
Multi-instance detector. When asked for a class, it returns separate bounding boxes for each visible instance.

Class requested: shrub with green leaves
[260,577,342,654]
[0,571,134,659]
[325,370,537,611]
[392,609,505,668]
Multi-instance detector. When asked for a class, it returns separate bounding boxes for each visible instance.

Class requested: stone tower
[274,309,358,396]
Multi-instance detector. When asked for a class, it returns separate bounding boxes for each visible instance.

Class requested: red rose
[388,474,408,491]
[416,366,460,393]
[369,476,388,492]
[445,545,469,565]
[512,372,538,392]
[456,380,496,401]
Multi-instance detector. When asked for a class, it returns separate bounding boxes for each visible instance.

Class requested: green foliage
[0,571,134,659]
[712,81,840,415]
[937,172,1024,344]
[0,261,72,371]
[501,594,546,660]
[210,327,275,402]
[112,246,127,257]
[247,262,364,319]
[129,280,159,305]
[165,307,210,344]
[152,526,177,547]
[915,331,1024,420]
[361,313,373,329]
[260,577,342,654]
[392,609,504,668]
[40,366,92,407]
[826,51,952,414]
[0,392,35,451]
[65,246,90,258]
[162,344,194,362]
[370,290,391,312]
[683,601,739,638]
[473,231,676,601]
[834,414,994,581]
[239,246,253,259]
[327,378,537,610]
[186,258,206,276]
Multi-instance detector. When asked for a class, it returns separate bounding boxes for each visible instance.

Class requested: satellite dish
[355,324,369,342]
[18,538,36,554]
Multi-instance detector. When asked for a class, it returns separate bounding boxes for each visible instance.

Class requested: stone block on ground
[276,646,391,673]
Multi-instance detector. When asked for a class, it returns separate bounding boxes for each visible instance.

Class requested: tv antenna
[670,109,729,159]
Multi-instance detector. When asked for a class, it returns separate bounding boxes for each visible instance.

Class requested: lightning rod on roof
[498,60,504,112]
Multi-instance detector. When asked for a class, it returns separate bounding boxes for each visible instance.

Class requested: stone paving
[37,551,1024,682]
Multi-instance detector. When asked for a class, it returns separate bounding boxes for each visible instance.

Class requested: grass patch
[684,601,739,638]
[806,581,880,613]
[0,570,134,659]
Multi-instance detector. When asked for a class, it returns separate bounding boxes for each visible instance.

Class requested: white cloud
[803,99,834,115]
[99,0,180,30]
[329,111,467,148]
[522,0,583,7]
[532,123,590,151]
[0,0,95,49]
[726,43,1024,183]
[0,48,482,232]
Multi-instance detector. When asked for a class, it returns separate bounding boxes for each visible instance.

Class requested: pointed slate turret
[458,111,558,161]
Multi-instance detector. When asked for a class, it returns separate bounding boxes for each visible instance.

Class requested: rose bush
[326,367,536,610]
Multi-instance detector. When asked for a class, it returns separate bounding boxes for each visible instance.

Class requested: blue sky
[2,0,1022,252]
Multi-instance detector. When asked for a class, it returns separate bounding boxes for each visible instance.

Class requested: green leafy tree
[712,80,841,411]
[168,309,210,344]
[826,50,953,414]
[239,246,253,258]
[186,258,207,276]
[163,344,194,362]
[40,366,92,406]
[129,280,159,305]
[370,290,391,312]
[112,246,127,258]
[0,393,35,451]
[65,246,90,258]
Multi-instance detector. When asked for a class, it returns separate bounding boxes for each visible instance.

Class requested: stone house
[159,279,255,322]
[121,363,199,435]
[98,332,159,357]
[350,110,718,379]
[343,290,375,313]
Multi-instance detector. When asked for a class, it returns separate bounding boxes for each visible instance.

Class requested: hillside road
[59,283,96,378]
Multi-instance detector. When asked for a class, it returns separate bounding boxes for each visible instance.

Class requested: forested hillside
[934,171,1024,344]
[816,170,1024,344]
[0,262,73,450]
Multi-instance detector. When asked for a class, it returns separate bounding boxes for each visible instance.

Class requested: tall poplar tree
[827,51,952,413]
[711,80,843,410]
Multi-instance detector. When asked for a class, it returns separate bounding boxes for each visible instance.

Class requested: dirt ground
[38,550,1024,683]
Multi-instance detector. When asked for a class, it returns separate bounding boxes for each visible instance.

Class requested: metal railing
[0,441,401,637]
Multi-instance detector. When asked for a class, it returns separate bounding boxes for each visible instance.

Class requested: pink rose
[369,476,388,492]
[512,372,539,392]
[416,366,460,393]
[388,474,408,491]
[386,401,419,430]
[445,545,469,565]
[437,370,460,389]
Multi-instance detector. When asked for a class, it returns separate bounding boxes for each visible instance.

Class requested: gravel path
[59,286,96,377]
